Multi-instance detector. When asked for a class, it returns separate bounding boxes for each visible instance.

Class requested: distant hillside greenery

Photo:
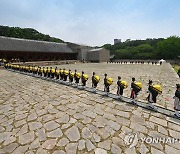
[103,36,180,60]
[0,25,64,43]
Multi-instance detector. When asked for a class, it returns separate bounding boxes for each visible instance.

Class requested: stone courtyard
[0,63,180,154]
[49,62,179,109]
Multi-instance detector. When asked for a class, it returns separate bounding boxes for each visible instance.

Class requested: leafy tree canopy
[157,36,180,59]
[0,25,64,43]
[103,37,180,60]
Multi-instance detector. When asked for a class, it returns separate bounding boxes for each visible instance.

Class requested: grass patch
[172,64,179,73]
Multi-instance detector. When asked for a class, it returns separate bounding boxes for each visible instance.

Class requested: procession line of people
[4,63,180,118]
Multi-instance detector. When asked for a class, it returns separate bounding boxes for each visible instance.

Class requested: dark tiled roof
[0,36,74,53]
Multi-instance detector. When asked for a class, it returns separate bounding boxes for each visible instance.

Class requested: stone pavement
[48,63,179,110]
[0,68,180,154]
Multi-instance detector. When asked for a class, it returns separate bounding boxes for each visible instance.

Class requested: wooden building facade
[0,37,77,61]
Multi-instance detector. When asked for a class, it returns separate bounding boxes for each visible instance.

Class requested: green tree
[157,36,180,59]
[0,25,64,43]
[115,48,133,59]
[135,44,154,53]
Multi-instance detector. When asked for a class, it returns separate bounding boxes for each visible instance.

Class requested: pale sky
[0,0,180,46]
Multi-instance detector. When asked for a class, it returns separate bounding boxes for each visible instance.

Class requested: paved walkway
[48,63,179,110]
[0,69,180,154]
